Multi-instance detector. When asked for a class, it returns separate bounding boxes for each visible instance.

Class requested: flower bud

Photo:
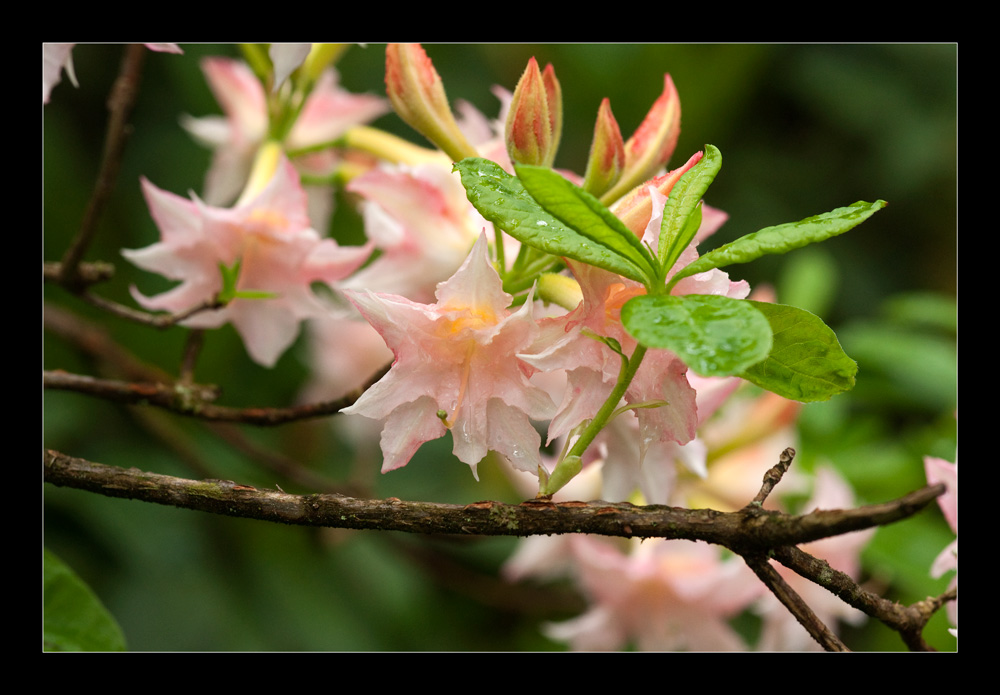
[385,43,478,162]
[505,57,562,167]
[610,151,702,237]
[582,98,625,197]
[600,74,681,204]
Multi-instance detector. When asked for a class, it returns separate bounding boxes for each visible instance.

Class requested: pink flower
[340,233,555,478]
[182,57,388,207]
[342,84,516,304]
[123,154,372,367]
[344,162,502,303]
[43,43,182,104]
[43,44,76,104]
[521,181,747,486]
[542,535,762,651]
[925,454,957,628]
[301,314,394,403]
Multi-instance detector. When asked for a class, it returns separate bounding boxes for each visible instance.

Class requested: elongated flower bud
[600,74,681,205]
[505,57,562,167]
[542,61,562,160]
[582,98,626,197]
[385,43,478,162]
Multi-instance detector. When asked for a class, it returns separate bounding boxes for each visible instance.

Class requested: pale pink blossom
[517,172,748,501]
[123,155,372,367]
[344,163,502,303]
[182,57,388,208]
[301,314,394,403]
[925,454,957,629]
[343,85,516,304]
[43,44,76,104]
[677,390,803,511]
[542,536,762,651]
[340,233,555,478]
[581,414,707,505]
[43,43,181,104]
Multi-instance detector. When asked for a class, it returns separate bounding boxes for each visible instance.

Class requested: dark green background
[44,44,957,651]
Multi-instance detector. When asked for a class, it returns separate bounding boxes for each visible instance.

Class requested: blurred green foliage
[44,44,956,651]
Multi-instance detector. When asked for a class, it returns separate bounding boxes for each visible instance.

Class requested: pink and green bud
[600,74,681,205]
[384,43,478,162]
[610,151,702,237]
[505,57,563,167]
[582,98,626,197]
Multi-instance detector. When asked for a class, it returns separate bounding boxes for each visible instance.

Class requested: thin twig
[58,45,146,289]
[43,261,114,287]
[749,446,795,506]
[771,545,955,651]
[743,553,849,652]
[78,291,226,328]
[42,368,386,426]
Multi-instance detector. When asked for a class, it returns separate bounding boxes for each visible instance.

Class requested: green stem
[539,343,648,497]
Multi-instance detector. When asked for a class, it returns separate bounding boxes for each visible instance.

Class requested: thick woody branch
[43,448,951,651]
[43,449,944,547]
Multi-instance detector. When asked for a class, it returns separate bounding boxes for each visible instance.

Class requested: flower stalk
[539,343,648,498]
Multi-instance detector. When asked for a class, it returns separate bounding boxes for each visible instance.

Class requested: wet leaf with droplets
[454,157,650,283]
[621,294,772,377]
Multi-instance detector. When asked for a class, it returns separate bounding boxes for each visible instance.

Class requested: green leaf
[43,548,126,651]
[514,163,659,284]
[739,301,857,402]
[670,199,888,288]
[659,145,722,276]
[621,294,772,377]
[454,157,650,284]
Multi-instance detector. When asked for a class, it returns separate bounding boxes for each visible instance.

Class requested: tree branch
[771,545,956,651]
[743,553,850,652]
[42,448,951,650]
[58,45,146,290]
[43,369,384,426]
[43,449,944,546]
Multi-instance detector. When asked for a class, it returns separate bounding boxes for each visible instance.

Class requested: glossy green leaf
[43,548,126,651]
[621,293,772,377]
[670,199,888,288]
[454,158,649,283]
[514,163,658,283]
[659,145,722,275]
[739,301,857,402]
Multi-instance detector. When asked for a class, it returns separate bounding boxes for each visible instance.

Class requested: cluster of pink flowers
[503,384,874,651]
[123,150,374,367]
[47,43,890,650]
